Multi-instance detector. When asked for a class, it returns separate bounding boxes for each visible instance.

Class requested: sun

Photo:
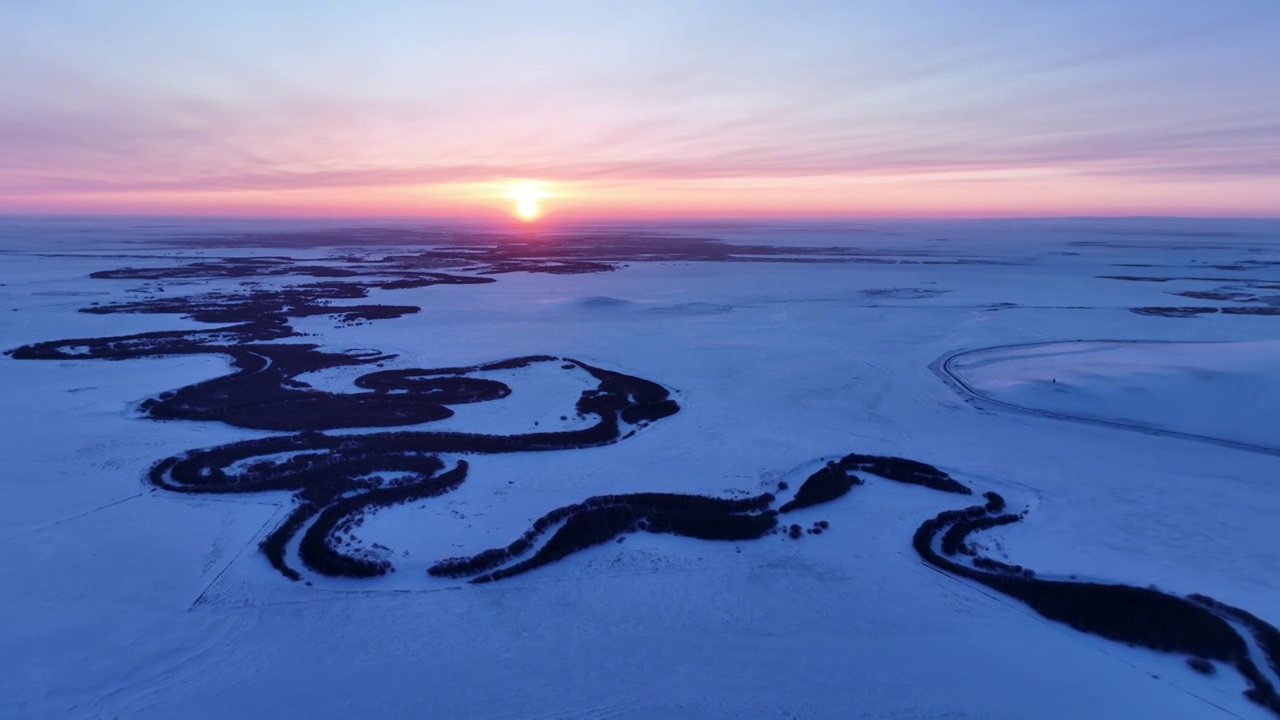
[506,182,548,221]
[515,193,539,221]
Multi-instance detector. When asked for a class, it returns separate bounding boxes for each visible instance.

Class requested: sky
[1,0,1278,220]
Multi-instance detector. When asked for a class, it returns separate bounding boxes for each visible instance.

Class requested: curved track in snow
[932,340,1280,458]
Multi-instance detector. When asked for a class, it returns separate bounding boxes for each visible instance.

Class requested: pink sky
[2,3,1278,219]
[10,173,1279,221]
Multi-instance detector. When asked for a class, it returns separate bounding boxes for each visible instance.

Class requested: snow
[948,340,1280,450]
[1,218,1279,719]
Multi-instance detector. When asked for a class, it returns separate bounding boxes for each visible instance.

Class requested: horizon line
[3,211,1280,224]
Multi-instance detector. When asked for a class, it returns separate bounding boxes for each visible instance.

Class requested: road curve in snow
[931,340,1280,458]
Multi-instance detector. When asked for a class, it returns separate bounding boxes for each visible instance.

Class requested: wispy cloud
[1,1,1277,213]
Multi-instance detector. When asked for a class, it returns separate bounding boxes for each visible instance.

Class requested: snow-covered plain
[2,217,1280,719]
[946,340,1280,451]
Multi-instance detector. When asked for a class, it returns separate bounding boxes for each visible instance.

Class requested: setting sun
[515,194,539,221]
[507,183,549,221]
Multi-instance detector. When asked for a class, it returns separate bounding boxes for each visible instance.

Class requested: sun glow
[516,194,539,220]
[507,182,548,221]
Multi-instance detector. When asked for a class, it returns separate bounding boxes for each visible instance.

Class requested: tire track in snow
[0,490,152,544]
[932,341,1280,458]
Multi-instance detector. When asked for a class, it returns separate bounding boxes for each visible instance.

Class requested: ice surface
[2,218,1279,719]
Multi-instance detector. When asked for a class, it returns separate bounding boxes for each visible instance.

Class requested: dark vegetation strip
[1134,306,1280,317]
[299,462,469,578]
[572,360,681,424]
[259,502,322,582]
[430,491,775,579]
[445,453,965,583]
[365,355,562,378]
[144,363,664,580]
[468,495,778,584]
[940,514,1020,556]
[1191,595,1280,681]
[837,453,971,494]
[911,501,1280,716]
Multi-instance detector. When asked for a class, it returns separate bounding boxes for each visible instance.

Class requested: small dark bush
[779,465,858,513]
[1187,657,1215,675]
[983,491,1006,512]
